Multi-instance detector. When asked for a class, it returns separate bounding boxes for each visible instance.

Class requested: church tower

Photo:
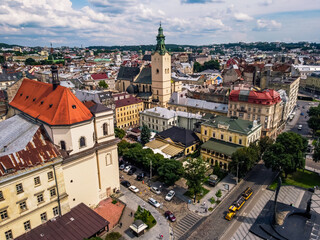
[151,24,171,107]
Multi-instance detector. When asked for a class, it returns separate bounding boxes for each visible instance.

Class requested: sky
[0,0,320,47]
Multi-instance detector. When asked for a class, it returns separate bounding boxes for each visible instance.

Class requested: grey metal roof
[0,115,40,157]
[135,67,152,84]
[0,71,35,83]
[117,66,140,81]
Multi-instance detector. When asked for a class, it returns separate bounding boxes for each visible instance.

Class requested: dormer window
[49,104,53,108]
[72,105,76,109]
[60,141,66,150]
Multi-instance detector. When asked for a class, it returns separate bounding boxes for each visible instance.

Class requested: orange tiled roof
[10,78,93,125]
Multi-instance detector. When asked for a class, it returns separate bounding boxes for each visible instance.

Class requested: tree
[117,140,130,156]
[184,158,207,202]
[193,62,202,72]
[215,189,222,201]
[158,159,183,186]
[140,124,151,145]
[263,132,307,178]
[25,58,36,65]
[229,145,259,179]
[258,136,274,158]
[307,105,320,135]
[115,127,125,139]
[313,140,320,163]
[98,80,108,89]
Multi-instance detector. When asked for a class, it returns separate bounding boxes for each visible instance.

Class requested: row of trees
[308,104,320,136]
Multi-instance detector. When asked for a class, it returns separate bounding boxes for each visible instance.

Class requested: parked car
[300,112,304,116]
[208,179,217,187]
[151,186,161,195]
[164,211,176,222]
[136,172,145,181]
[124,165,132,173]
[119,164,125,170]
[129,186,139,193]
[298,125,302,130]
[121,180,131,188]
[165,190,175,201]
[148,197,161,208]
[128,167,137,175]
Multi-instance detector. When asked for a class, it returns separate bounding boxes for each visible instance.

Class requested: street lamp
[236,161,244,185]
[149,157,152,181]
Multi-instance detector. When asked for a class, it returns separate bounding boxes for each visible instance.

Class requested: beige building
[200,115,262,170]
[268,77,300,117]
[9,66,120,210]
[228,89,283,138]
[0,115,70,240]
[113,92,144,129]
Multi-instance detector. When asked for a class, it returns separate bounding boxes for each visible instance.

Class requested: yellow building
[113,93,144,129]
[200,115,262,170]
[0,115,69,240]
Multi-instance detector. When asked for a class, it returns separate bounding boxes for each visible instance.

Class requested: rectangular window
[221,134,224,140]
[0,191,3,201]
[24,220,31,231]
[253,108,256,112]
[239,112,244,118]
[247,114,251,120]
[1,209,8,220]
[229,136,232,142]
[239,139,242,145]
[5,230,12,240]
[248,107,251,111]
[37,194,44,204]
[16,183,23,194]
[53,207,59,216]
[204,130,207,136]
[212,132,215,138]
[50,188,56,197]
[233,111,236,116]
[19,201,27,211]
[34,176,41,186]
[40,212,47,222]
[47,171,53,180]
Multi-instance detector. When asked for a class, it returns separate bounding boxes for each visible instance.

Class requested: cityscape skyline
[0,0,320,47]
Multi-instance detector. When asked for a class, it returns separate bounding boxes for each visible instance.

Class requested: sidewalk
[188,174,236,216]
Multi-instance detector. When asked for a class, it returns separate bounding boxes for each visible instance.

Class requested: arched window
[156,69,159,74]
[60,141,66,150]
[143,85,145,92]
[103,123,108,135]
[122,82,125,91]
[79,137,86,148]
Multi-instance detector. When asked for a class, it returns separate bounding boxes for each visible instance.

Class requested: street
[182,163,277,240]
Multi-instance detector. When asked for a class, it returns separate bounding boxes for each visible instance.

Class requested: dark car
[121,180,131,188]
[136,172,145,181]
[164,211,176,222]
[128,167,137,175]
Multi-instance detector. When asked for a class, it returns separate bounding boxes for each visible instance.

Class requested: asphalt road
[182,163,277,240]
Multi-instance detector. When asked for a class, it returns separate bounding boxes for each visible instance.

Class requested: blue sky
[0,0,319,47]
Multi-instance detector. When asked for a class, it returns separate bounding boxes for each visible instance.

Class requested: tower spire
[155,23,167,55]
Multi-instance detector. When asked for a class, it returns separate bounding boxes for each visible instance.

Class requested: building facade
[200,115,262,170]
[228,89,283,138]
[113,92,144,129]
[0,115,70,240]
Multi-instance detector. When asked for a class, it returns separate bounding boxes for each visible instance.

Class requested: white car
[148,197,161,208]
[124,165,131,173]
[165,190,175,201]
[298,125,302,130]
[151,186,161,195]
[129,185,139,193]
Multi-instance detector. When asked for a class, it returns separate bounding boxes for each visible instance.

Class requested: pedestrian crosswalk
[173,212,202,239]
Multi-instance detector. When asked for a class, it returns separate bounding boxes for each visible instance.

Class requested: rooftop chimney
[51,65,59,90]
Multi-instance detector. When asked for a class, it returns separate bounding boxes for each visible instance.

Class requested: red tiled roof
[91,73,108,80]
[229,89,281,105]
[9,78,93,126]
[95,198,125,229]
[16,203,109,240]
[114,96,142,108]
[0,127,60,177]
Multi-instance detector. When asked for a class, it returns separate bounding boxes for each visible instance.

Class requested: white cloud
[259,0,273,6]
[234,13,253,21]
[255,19,282,30]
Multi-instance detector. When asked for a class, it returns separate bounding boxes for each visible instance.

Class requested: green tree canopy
[158,159,183,186]
[313,140,320,163]
[258,136,274,158]
[193,60,220,73]
[25,58,36,65]
[229,144,259,179]
[184,158,207,202]
[98,80,108,89]
[263,132,307,177]
[307,105,320,134]
[141,124,151,145]
[115,127,125,139]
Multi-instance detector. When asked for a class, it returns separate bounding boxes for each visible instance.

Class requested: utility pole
[236,161,244,185]
[150,158,152,181]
